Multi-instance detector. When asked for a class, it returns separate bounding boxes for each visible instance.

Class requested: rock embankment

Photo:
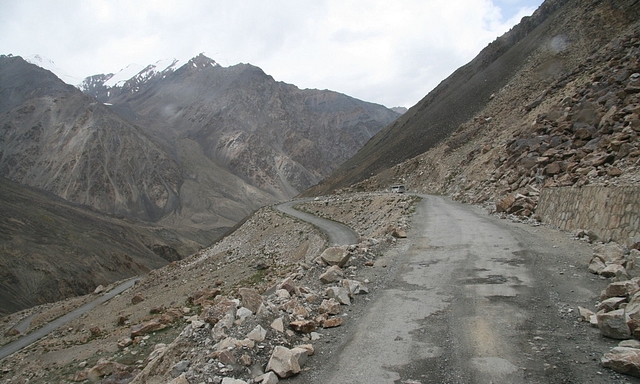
[576,238,640,378]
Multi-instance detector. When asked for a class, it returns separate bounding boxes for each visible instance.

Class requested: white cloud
[0,0,541,108]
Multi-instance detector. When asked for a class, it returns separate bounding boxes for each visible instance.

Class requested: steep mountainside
[0,56,184,222]
[305,0,640,196]
[0,177,201,315]
[325,0,640,217]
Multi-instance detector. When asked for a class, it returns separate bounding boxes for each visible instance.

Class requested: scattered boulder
[266,346,305,378]
[319,265,344,284]
[318,298,341,315]
[601,279,640,301]
[342,279,368,295]
[290,320,316,334]
[131,293,145,305]
[247,325,267,342]
[496,194,516,213]
[602,347,640,378]
[320,246,351,267]
[130,319,167,337]
[324,286,351,305]
[598,297,627,312]
[203,298,237,325]
[322,317,343,328]
[270,317,285,333]
[578,306,596,324]
[238,287,264,314]
[598,309,631,339]
[255,372,279,384]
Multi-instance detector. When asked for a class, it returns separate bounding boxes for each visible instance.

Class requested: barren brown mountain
[2,0,640,382]
[0,54,399,313]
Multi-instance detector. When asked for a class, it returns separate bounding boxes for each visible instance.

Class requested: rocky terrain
[2,0,640,381]
[330,1,640,224]
[81,53,400,201]
[0,193,415,383]
[306,0,640,197]
[0,53,399,313]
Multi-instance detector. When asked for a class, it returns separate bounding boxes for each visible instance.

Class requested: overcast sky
[0,0,543,108]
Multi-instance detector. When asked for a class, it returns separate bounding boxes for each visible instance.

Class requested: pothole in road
[461,275,509,285]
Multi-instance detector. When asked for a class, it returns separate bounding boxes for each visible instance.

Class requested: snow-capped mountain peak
[102,63,144,88]
[24,54,82,85]
[80,54,220,100]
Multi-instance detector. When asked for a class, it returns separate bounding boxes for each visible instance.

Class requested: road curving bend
[276,199,360,246]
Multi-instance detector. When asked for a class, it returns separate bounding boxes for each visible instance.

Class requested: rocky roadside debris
[295,192,417,241]
[0,194,415,383]
[576,237,640,378]
[71,245,378,383]
[483,23,640,217]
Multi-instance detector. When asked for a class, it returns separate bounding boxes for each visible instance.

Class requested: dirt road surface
[289,195,639,383]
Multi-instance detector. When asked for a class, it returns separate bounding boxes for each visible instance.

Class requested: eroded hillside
[0,194,415,383]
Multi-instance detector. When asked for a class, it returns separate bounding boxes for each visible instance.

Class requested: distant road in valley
[0,278,138,361]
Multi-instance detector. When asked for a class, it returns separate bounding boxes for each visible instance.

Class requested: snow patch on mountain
[103,58,187,88]
[103,63,144,88]
[24,54,82,86]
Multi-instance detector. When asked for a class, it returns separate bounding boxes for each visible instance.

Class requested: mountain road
[0,278,138,361]
[287,194,634,383]
[277,199,360,246]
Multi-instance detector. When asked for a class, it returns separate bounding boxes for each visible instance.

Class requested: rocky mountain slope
[0,54,398,313]
[333,0,640,221]
[305,0,640,198]
[0,193,415,383]
[82,54,399,199]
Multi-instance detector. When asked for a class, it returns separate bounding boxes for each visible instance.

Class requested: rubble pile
[296,193,417,241]
[464,23,640,215]
[577,239,640,377]
[74,245,375,383]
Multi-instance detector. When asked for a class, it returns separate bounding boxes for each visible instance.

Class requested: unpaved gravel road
[289,195,640,384]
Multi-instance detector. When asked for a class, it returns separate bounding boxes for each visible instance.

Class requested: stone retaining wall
[536,186,640,245]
